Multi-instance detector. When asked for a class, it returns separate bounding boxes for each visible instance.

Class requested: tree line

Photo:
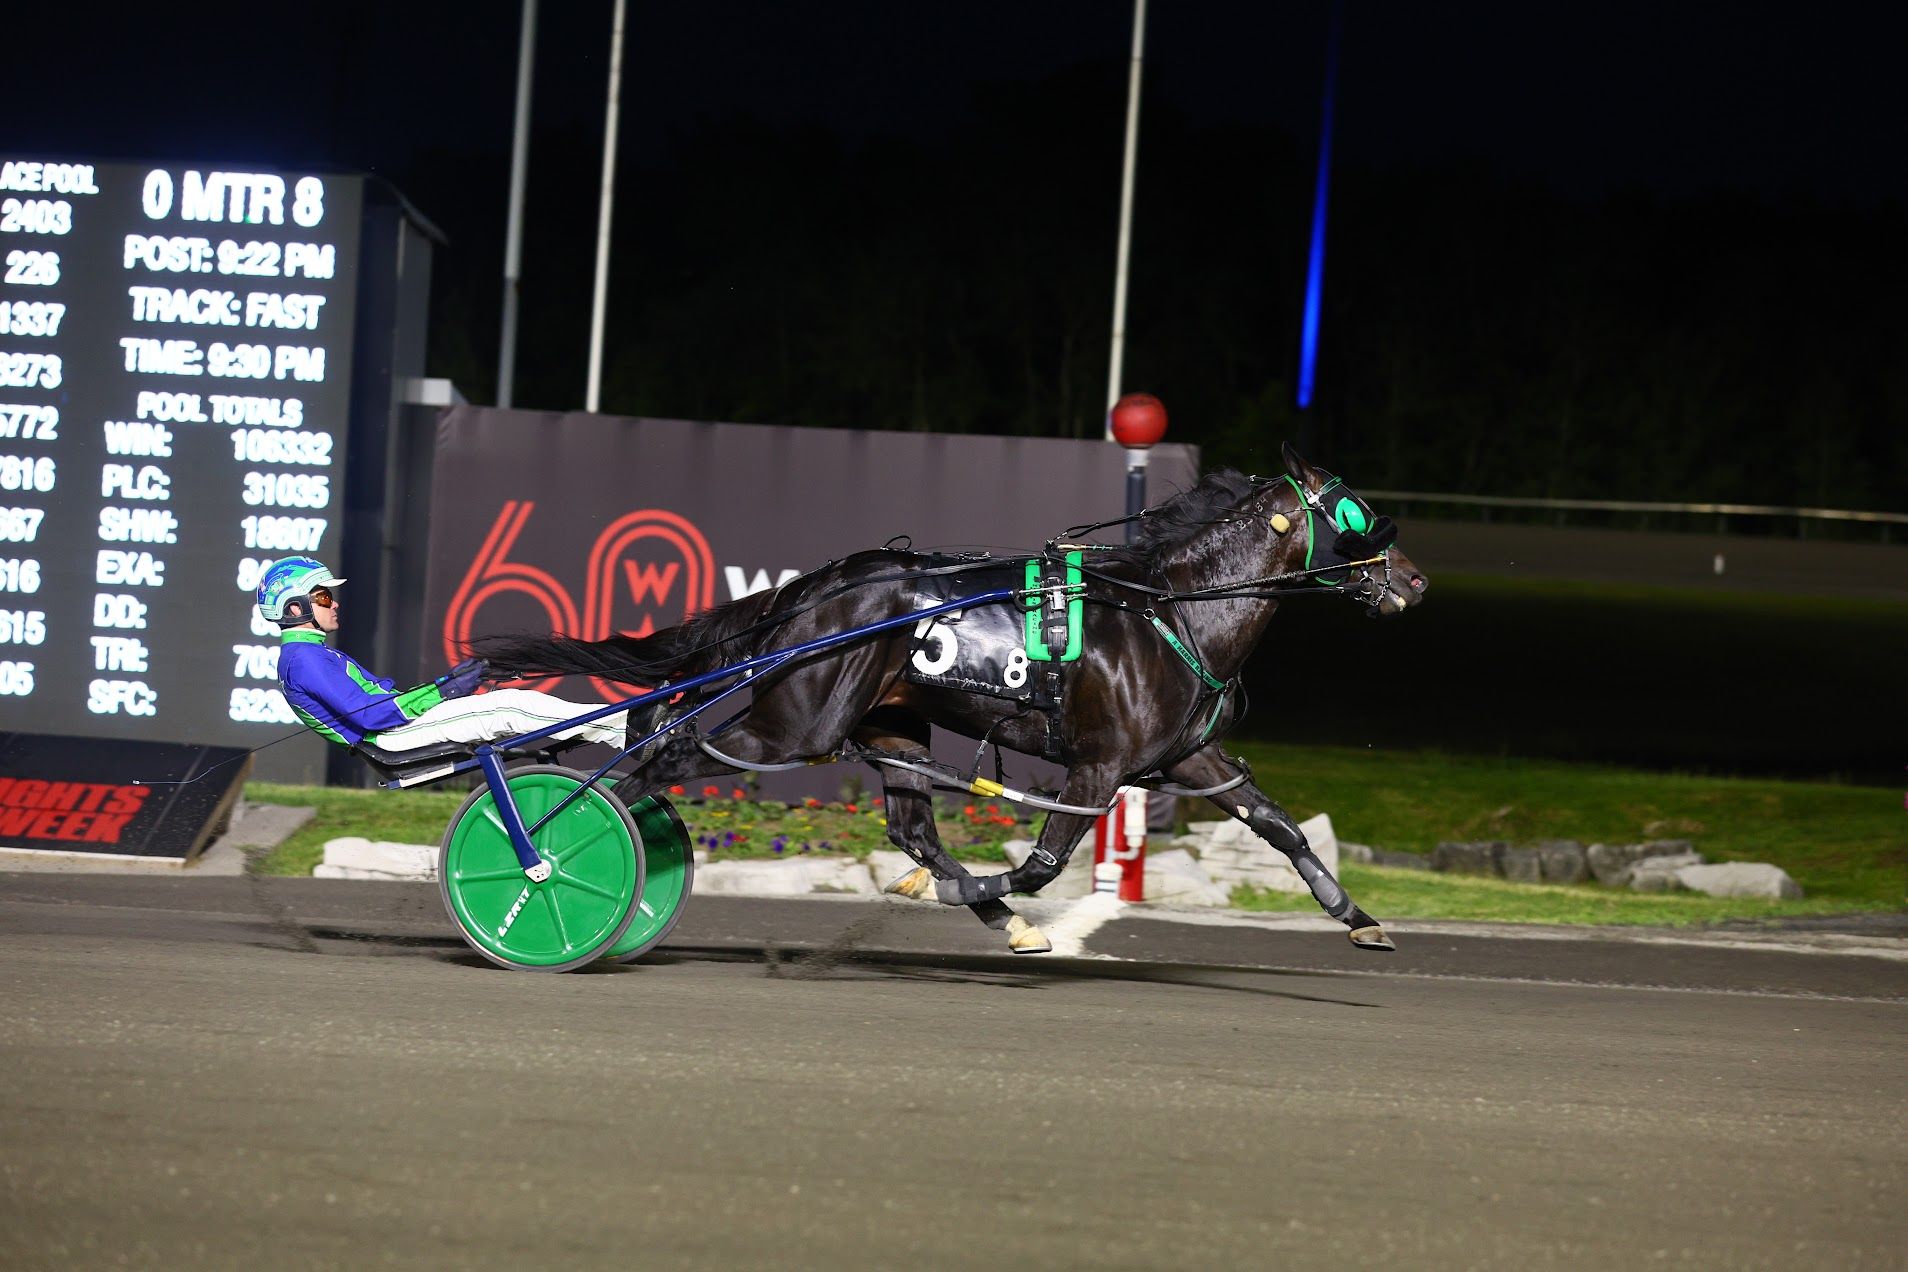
[409,66,1904,513]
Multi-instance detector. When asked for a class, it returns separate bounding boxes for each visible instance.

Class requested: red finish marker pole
[1093,786,1147,901]
[1095,392,1168,901]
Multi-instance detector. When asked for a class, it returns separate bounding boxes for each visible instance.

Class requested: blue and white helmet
[256,556,346,627]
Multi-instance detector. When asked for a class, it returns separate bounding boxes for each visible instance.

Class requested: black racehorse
[479,444,1428,955]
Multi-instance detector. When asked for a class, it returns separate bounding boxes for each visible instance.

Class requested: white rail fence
[1365,490,1906,540]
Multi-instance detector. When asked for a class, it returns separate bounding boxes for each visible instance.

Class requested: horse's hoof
[1006,916,1052,954]
[1347,925,1395,952]
[883,866,935,901]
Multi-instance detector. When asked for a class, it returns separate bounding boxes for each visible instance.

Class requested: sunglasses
[308,586,336,609]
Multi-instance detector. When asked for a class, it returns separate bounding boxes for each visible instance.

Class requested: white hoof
[883,866,935,901]
[1006,915,1052,954]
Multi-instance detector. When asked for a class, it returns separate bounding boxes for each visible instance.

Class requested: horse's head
[1271,442,1428,616]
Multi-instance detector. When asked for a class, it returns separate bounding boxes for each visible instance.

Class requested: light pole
[497,0,536,409]
[1103,0,1149,438]
[585,0,627,414]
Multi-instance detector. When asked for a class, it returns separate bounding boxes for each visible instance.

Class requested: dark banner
[0,731,249,861]
[417,409,1199,794]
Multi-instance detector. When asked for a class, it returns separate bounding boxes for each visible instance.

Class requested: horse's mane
[1087,468,1259,570]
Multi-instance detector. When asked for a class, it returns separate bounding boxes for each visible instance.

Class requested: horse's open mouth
[1370,572,1426,615]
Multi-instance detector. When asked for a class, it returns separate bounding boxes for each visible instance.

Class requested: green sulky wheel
[438,766,644,973]
[603,794,695,963]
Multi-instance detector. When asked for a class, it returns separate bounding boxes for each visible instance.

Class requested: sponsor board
[0,731,248,861]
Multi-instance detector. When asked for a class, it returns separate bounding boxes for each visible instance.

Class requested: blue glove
[436,657,488,701]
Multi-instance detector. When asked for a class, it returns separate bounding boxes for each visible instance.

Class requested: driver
[256,556,629,753]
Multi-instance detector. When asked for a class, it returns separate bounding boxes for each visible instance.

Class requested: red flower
[804,797,822,809]
[963,804,976,816]
[668,785,685,796]
[702,785,720,797]
[845,804,858,814]
[731,788,746,800]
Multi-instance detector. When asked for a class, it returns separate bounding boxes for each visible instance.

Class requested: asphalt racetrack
[3,876,1904,1269]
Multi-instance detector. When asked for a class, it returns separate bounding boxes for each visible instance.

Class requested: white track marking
[1119,908,1908,962]
[1036,892,1127,958]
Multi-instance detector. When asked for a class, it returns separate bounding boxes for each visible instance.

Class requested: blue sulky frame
[396,589,1019,879]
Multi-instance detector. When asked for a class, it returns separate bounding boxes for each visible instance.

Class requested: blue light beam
[1298,6,1342,410]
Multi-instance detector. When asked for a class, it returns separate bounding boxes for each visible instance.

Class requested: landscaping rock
[1585,840,1698,886]
[1500,846,1545,884]
[1140,848,1232,907]
[314,837,436,881]
[1626,853,1704,892]
[1536,839,1589,885]
[1675,862,1804,900]
[695,857,879,896]
[1432,841,1506,876]
[1340,841,1373,864]
[1181,811,1337,895]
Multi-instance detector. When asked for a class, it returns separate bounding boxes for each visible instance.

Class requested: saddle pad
[902,561,1037,702]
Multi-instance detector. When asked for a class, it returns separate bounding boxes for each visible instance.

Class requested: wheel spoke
[555,872,620,902]
[528,779,561,824]
[454,865,527,884]
[545,818,617,865]
[540,886,574,952]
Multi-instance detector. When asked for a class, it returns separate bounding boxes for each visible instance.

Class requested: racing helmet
[256,556,347,628]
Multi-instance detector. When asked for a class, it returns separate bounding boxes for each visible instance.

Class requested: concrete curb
[0,801,313,876]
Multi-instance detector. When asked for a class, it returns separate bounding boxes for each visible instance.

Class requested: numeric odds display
[0,158,362,749]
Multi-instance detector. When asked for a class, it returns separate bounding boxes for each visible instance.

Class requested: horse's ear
[1281,441,1320,487]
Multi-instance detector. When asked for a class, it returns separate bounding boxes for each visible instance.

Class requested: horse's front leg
[869,760,1045,950]
[1166,746,1394,952]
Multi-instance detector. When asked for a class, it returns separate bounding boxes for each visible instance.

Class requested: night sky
[5,1,1904,429]
[12,1,1902,200]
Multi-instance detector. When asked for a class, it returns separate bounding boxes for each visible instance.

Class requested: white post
[1103,0,1148,436]
[585,0,627,414]
[497,0,536,409]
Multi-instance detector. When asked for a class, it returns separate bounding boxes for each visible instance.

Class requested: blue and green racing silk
[277,630,442,746]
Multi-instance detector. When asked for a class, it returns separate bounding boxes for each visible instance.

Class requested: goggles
[1277,473,1398,587]
[308,586,336,609]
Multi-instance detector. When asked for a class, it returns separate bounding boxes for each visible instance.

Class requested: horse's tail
[473,589,784,687]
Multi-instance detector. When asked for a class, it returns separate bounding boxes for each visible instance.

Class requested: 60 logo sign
[443,502,716,700]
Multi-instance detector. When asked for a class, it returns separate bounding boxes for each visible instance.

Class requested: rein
[490,473,1398,689]
[1046,475,1395,606]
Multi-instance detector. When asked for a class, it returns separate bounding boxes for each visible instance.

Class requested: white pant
[370,688,628,752]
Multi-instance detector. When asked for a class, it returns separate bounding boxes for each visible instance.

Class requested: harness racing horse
[478,444,1428,955]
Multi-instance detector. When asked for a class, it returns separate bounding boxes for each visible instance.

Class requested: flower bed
[667,783,1031,862]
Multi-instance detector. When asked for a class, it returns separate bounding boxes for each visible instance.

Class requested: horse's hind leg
[612,730,744,805]
[1167,745,1393,952]
[853,717,1045,952]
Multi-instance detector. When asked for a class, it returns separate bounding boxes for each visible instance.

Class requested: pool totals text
[0,158,363,746]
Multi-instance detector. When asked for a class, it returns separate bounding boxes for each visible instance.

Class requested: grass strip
[246,746,1905,925]
[1221,742,1906,908]
[1235,865,1883,927]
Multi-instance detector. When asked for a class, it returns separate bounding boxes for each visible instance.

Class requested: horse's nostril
[1409,574,1426,592]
